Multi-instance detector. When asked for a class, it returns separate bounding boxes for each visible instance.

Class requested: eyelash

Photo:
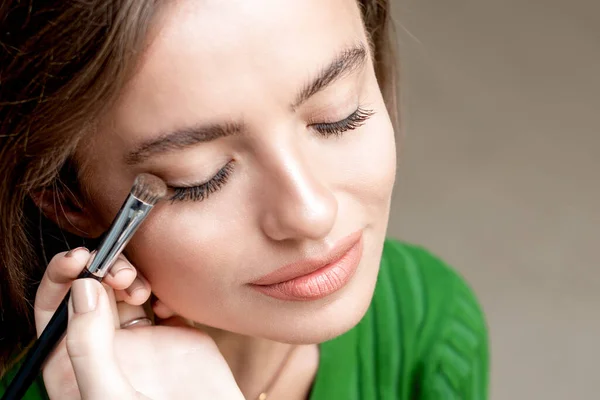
[169,106,375,202]
[168,161,234,202]
[310,107,375,136]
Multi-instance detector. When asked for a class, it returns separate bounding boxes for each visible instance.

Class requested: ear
[29,186,105,239]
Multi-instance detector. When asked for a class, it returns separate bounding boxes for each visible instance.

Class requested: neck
[198,324,305,399]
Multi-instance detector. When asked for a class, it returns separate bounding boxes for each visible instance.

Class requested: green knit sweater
[310,239,489,399]
[1,239,489,399]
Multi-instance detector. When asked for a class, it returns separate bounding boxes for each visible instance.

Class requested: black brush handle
[1,270,100,400]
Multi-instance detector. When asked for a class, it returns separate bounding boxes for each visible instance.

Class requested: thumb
[67,279,138,400]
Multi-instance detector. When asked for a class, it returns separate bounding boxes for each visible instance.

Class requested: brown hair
[0,0,398,375]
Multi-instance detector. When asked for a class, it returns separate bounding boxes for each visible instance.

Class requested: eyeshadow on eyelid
[151,165,223,186]
[301,79,364,116]
[306,97,359,122]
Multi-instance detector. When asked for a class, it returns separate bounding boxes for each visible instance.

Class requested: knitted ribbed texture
[310,239,489,399]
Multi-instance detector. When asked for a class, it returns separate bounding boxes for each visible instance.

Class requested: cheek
[339,109,397,207]
[123,205,242,305]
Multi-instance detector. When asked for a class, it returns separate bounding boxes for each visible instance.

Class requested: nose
[258,151,338,242]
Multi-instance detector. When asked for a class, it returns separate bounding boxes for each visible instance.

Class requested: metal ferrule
[84,194,153,279]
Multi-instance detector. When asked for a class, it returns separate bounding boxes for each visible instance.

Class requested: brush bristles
[131,173,167,205]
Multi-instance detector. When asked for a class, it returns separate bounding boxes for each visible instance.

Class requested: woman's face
[79,0,396,343]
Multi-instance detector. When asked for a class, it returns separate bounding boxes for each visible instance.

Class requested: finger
[116,301,151,329]
[101,256,137,291]
[104,284,121,329]
[152,298,177,320]
[34,247,91,334]
[67,279,137,400]
[157,315,192,329]
[151,297,190,328]
[114,273,151,306]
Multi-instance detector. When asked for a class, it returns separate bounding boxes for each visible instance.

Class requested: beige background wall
[388,0,599,399]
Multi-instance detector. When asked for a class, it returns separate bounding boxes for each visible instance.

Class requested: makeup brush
[2,173,167,400]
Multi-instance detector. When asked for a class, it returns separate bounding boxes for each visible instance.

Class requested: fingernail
[65,246,86,257]
[72,279,98,314]
[126,279,144,297]
[65,247,89,264]
[108,260,132,278]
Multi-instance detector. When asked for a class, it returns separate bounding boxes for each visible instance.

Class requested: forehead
[103,0,366,144]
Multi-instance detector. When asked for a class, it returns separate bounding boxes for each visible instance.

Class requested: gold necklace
[255,345,298,400]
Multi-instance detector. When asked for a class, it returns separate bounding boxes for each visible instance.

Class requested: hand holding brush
[2,174,244,400]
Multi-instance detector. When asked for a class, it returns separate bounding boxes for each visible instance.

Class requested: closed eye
[167,161,234,202]
[310,107,374,136]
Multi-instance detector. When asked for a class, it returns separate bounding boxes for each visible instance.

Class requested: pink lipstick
[250,231,363,301]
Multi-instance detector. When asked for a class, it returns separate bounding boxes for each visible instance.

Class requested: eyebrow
[125,122,243,165]
[292,44,368,109]
[125,43,368,165]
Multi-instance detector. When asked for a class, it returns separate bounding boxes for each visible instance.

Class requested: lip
[250,230,364,301]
